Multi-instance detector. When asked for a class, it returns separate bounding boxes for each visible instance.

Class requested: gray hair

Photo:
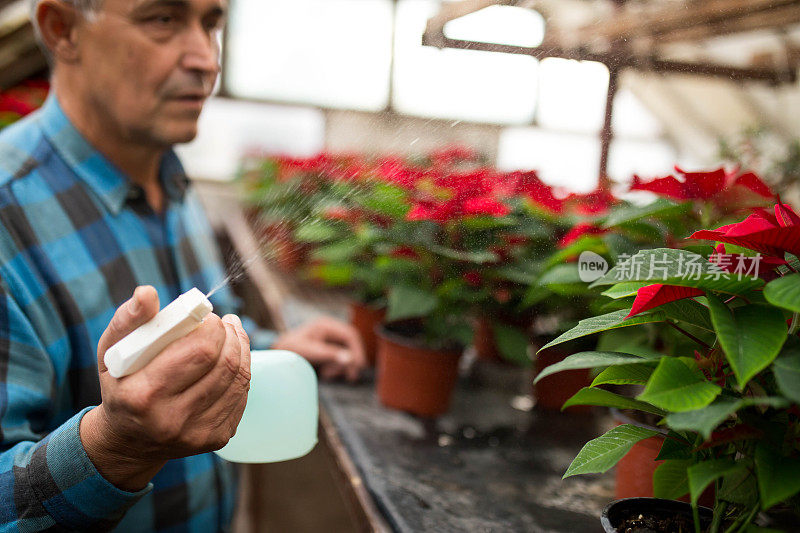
[30,0,103,63]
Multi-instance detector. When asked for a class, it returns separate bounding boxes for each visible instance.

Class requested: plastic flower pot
[349,301,386,366]
[375,323,462,418]
[533,343,592,414]
[601,498,713,533]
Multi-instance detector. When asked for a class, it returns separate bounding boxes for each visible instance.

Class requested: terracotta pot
[616,433,664,499]
[349,301,386,366]
[474,316,503,362]
[375,325,462,418]
[613,411,714,506]
[601,498,712,533]
[263,223,308,272]
[533,345,592,414]
[474,314,533,364]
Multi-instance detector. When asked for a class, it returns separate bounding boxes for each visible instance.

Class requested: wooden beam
[420,34,798,84]
[654,4,800,43]
[423,0,515,47]
[575,0,800,43]
[598,67,618,188]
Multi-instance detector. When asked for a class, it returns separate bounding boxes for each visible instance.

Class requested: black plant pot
[601,498,713,532]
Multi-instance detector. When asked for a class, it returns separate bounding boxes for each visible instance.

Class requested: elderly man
[0,0,366,530]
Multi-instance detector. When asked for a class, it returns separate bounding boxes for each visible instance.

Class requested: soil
[617,511,697,532]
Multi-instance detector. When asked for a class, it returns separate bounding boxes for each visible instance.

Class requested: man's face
[73,0,226,146]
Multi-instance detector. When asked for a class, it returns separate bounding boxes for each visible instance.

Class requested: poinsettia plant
[535,200,800,531]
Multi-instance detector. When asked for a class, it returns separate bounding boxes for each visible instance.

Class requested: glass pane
[444,5,545,48]
[537,58,609,134]
[497,127,601,193]
[225,0,393,111]
[612,89,665,140]
[608,138,677,185]
[393,0,538,124]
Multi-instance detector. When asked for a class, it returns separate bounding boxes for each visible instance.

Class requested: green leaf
[591,364,654,387]
[534,351,655,384]
[493,266,537,285]
[755,444,800,509]
[655,432,693,461]
[653,460,691,500]
[592,248,764,294]
[357,182,409,218]
[601,281,651,299]
[428,244,498,264]
[764,273,800,313]
[294,222,339,242]
[660,298,714,332]
[688,459,743,505]
[310,241,359,262]
[386,286,437,321]
[538,309,667,352]
[719,465,758,507]
[637,358,721,412]
[492,323,531,367]
[773,339,800,403]
[706,294,788,388]
[664,397,741,440]
[564,424,659,478]
[603,199,689,228]
[307,264,354,286]
[520,284,550,309]
[562,387,666,417]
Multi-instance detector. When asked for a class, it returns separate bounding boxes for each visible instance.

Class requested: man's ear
[36,0,81,64]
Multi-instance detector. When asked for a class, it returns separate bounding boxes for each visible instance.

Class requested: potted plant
[535,200,800,531]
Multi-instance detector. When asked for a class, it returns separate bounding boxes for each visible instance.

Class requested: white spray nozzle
[104,288,213,378]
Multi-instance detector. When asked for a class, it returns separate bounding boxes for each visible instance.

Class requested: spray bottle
[103,288,318,463]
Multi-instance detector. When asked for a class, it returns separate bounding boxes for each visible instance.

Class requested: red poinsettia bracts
[558,223,607,248]
[630,167,773,210]
[689,203,800,258]
[405,168,512,223]
[502,170,564,214]
[562,188,618,215]
[626,284,704,318]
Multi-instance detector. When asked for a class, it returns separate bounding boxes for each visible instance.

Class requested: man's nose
[181,24,221,74]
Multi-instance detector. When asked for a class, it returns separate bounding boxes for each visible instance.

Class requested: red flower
[558,223,607,248]
[689,202,800,258]
[626,284,704,318]
[463,271,482,286]
[390,246,420,260]
[462,196,510,217]
[429,146,479,167]
[502,170,564,214]
[563,188,618,215]
[630,166,773,208]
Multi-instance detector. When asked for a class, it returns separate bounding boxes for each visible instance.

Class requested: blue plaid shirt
[0,94,273,531]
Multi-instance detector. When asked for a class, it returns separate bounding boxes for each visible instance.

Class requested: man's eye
[148,14,177,27]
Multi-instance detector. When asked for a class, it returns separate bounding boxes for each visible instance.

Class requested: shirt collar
[37,94,190,215]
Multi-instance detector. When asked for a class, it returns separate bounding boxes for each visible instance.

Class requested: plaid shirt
[0,95,273,531]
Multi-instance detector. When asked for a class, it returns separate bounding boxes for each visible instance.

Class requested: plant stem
[789,312,799,335]
[710,501,727,533]
[667,320,712,350]
[691,501,701,533]
[734,504,760,533]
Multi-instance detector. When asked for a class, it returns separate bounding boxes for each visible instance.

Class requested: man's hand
[80,286,251,492]
[271,317,366,382]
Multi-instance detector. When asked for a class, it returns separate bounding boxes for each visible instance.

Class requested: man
[0,0,366,530]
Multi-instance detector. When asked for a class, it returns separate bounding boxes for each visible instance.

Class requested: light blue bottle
[215,350,318,463]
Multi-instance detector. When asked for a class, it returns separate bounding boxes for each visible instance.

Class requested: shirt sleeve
[0,285,150,530]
